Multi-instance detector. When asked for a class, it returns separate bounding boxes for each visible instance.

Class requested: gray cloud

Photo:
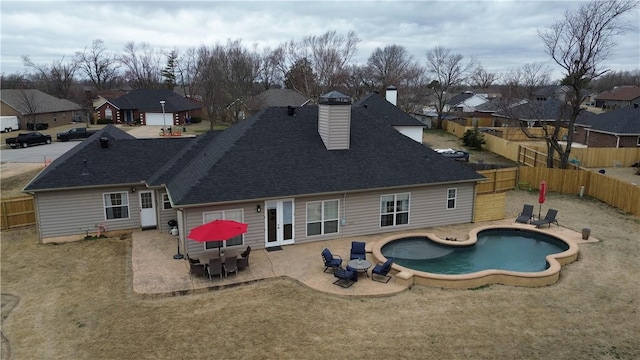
[1,1,638,82]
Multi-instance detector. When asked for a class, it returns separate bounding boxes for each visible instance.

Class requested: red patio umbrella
[187,219,248,255]
[538,180,547,219]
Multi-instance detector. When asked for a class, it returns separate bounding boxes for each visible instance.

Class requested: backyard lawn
[1,190,639,359]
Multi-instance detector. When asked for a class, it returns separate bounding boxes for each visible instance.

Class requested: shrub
[97,118,113,125]
[462,128,486,150]
[189,116,202,124]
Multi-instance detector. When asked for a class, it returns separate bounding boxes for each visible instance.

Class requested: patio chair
[531,209,559,228]
[349,241,366,260]
[515,204,534,224]
[189,262,207,279]
[371,258,394,283]
[224,256,238,277]
[333,266,358,288]
[237,246,251,270]
[321,248,343,273]
[208,258,223,280]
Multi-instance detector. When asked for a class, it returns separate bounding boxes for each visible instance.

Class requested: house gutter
[172,179,483,209]
[22,181,147,194]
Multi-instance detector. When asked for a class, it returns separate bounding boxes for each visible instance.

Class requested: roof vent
[634,103,638,108]
[81,159,90,176]
[287,105,296,116]
[99,137,109,149]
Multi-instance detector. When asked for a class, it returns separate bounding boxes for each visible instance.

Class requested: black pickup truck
[56,127,99,142]
[5,132,52,148]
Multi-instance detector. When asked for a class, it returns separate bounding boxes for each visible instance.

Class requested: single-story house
[0,89,83,129]
[493,98,571,128]
[594,86,640,110]
[95,89,202,126]
[574,104,640,148]
[24,91,485,260]
[444,91,489,113]
[248,88,313,114]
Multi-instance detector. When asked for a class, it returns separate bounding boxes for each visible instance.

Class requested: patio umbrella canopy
[187,219,248,255]
[538,180,547,218]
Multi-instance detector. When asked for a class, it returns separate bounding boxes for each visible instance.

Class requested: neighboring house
[248,88,313,114]
[24,91,485,260]
[0,89,83,129]
[444,91,489,113]
[594,86,640,109]
[353,90,425,143]
[91,90,128,111]
[95,89,202,126]
[574,104,640,148]
[533,85,571,102]
[493,98,571,128]
[473,98,528,124]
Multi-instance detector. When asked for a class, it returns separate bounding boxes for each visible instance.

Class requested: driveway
[1,142,81,163]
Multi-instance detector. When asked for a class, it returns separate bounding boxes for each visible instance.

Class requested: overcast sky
[1,1,639,82]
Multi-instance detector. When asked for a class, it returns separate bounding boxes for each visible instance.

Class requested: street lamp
[159,100,166,135]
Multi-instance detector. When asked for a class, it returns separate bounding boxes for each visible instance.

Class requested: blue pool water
[381,229,570,274]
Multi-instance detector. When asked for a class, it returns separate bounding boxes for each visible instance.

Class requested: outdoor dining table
[197,251,238,266]
[347,259,371,277]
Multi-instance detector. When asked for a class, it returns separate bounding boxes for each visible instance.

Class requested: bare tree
[118,42,164,89]
[304,30,360,94]
[590,69,640,91]
[469,65,500,89]
[219,40,261,124]
[343,64,375,101]
[367,44,424,94]
[195,44,226,129]
[256,47,283,90]
[175,47,204,100]
[539,0,638,168]
[502,62,552,99]
[75,39,120,91]
[425,46,476,129]
[22,56,77,99]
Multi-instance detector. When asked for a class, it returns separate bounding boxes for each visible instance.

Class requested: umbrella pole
[173,236,184,260]
[539,203,542,220]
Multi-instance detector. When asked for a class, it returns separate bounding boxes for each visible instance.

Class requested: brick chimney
[318,91,351,150]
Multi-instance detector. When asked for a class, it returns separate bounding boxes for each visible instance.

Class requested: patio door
[139,191,157,228]
[265,199,294,247]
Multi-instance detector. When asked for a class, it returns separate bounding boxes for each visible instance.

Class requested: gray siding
[156,191,178,233]
[179,182,476,256]
[34,187,144,238]
[318,104,351,150]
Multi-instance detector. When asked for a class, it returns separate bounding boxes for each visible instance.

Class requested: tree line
[1,1,638,168]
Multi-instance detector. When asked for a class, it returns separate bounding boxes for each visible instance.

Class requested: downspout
[341,193,347,237]
[616,135,620,148]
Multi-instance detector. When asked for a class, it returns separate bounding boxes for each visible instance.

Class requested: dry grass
[2,190,639,359]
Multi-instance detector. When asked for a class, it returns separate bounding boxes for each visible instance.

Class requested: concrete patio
[131,219,597,298]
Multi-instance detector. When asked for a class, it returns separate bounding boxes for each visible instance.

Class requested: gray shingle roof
[109,89,201,112]
[494,98,571,121]
[24,125,191,191]
[353,92,425,127]
[577,104,640,135]
[166,105,483,206]
[1,89,81,115]
[25,102,484,204]
[249,89,312,109]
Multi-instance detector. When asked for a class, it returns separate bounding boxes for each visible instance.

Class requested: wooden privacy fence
[0,196,36,230]
[476,168,518,194]
[518,167,640,217]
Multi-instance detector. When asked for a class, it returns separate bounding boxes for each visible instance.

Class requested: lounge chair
[208,258,223,280]
[321,248,342,273]
[237,246,251,270]
[531,209,559,228]
[515,204,534,224]
[224,256,238,277]
[371,258,394,283]
[349,241,366,260]
[333,266,358,288]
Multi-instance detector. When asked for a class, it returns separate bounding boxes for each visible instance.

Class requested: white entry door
[265,199,294,248]
[139,191,157,228]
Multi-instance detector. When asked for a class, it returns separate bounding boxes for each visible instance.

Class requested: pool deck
[132,219,598,298]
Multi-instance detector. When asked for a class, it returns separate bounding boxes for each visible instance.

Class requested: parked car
[5,132,52,148]
[434,148,470,162]
[56,127,99,142]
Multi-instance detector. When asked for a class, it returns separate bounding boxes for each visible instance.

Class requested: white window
[636,136,640,146]
[380,193,409,227]
[105,108,113,120]
[306,200,339,236]
[162,193,172,210]
[202,209,244,250]
[103,192,129,220]
[447,188,457,209]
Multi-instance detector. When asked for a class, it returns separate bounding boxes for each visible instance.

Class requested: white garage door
[145,113,173,126]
